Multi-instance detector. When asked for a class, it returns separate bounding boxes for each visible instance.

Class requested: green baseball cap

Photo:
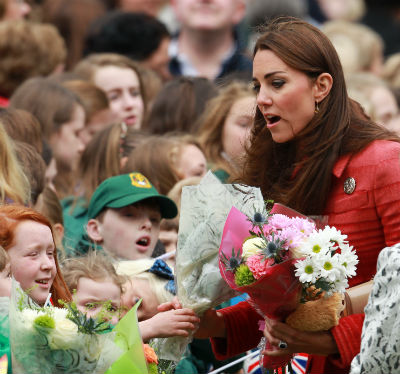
[88,172,178,219]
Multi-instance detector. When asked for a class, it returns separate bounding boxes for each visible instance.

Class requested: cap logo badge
[130,172,152,188]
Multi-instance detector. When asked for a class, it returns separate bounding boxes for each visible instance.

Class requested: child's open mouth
[136,236,151,252]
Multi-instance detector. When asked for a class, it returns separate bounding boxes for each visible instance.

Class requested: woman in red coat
[196,17,400,374]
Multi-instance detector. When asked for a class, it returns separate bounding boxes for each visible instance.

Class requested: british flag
[243,352,309,374]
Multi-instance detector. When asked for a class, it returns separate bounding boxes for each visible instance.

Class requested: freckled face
[252,49,317,143]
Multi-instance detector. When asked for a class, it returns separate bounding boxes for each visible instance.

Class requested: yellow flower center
[323,262,333,271]
[305,265,314,274]
[312,244,321,253]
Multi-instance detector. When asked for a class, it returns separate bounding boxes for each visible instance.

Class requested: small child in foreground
[62,252,199,341]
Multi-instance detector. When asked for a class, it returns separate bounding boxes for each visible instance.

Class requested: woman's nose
[256,87,273,108]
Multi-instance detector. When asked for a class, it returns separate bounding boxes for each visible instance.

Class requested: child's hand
[140,308,200,342]
[157,296,182,312]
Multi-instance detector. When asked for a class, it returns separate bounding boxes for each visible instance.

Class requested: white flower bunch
[294,226,359,297]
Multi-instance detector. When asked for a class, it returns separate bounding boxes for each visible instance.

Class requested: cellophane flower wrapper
[9,280,125,374]
[153,171,265,361]
[219,206,303,370]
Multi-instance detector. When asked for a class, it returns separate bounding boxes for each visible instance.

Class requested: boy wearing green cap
[84,172,178,260]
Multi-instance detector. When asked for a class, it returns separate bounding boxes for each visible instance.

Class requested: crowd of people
[1,0,400,373]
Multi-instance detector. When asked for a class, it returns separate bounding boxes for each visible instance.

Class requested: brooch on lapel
[344,177,356,194]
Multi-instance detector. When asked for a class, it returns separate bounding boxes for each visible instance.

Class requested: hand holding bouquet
[219,205,358,371]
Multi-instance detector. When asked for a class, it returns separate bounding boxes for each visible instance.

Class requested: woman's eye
[272,80,285,88]
[252,84,260,93]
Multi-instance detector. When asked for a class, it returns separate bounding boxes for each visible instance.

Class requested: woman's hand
[263,318,339,356]
[194,308,226,339]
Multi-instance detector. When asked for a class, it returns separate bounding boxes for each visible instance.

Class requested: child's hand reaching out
[140,308,200,342]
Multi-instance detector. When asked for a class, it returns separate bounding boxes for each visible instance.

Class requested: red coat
[211,140,400,374]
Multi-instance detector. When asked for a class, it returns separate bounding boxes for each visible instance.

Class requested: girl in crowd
[123,134,207,195]
[74,53,146,130]
[0,205,71,307]
[10,77,86,199]
[62,79,114,146]
[190,16,400,374]
[196,81,255,183]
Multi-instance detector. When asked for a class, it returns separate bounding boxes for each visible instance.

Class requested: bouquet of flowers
[9,280,148,374]
[153,171,265,361]
[219,204,358,371]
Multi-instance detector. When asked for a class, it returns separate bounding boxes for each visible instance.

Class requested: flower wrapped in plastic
[153,171,265,361]
[9,280,148,374]
[219,204,359,372]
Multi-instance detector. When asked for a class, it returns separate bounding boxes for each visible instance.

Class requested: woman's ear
[86,219,104,243]
[313,73,333,102]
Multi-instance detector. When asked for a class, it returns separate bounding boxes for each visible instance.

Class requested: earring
[314,101,320,114]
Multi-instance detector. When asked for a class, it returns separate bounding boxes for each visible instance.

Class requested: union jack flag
[243,352,309,374]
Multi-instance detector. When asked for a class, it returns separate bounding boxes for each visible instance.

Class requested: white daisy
[338,243,358,277]
[332,277,349,294]
[317,253,342,282]
[295,257,319,284]
[299,231,331,256]
[318,226,348,247]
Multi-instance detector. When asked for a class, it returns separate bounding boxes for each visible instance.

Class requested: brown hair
[0,245,9,272]
[123,134,203,195]
[145,76,217,135]
[0,20,66,98]
[0,205,72,306]
[242,16,399,215]
[0,122,30,204]
[0,108,43,155]
[77,123,148,204]
[14,141,46,206]
[62,79,109,121]
[197,81,255,175]
[36,186,64,227]
[10,77,83,140]
[62,251,125,294]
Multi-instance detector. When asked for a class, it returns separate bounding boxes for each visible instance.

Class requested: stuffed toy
[285,292,344,331]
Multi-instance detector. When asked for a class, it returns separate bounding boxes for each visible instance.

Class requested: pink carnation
[269,214,293,230]
[247,255,274,279]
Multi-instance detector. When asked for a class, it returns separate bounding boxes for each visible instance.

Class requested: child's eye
[107,304,118,312]
[85,303,96,310]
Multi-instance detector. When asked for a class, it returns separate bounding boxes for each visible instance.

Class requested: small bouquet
[219,205,358,371]
[153,171,265,361]
[9,280,148,374]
